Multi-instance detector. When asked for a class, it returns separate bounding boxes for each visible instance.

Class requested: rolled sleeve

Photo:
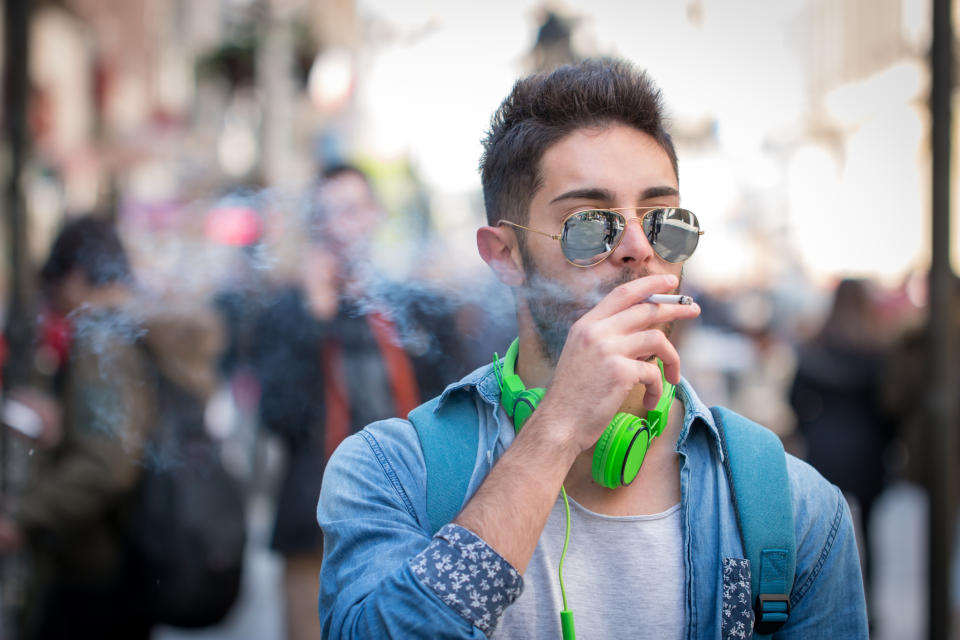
[411,524,524,636]
[319,421,513,639]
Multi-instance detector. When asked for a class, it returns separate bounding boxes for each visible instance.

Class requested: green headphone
[496,338,675,489]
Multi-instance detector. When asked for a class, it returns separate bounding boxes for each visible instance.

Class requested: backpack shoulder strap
[408,390,480,535]
[711,406,796,637]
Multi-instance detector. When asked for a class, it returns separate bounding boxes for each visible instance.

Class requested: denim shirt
[317,363,868,639]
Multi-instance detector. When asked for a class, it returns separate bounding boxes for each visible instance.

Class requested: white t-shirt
[494,495,686,640]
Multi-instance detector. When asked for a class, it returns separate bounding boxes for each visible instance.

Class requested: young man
[316,59,868,638]
[254,164,481,640]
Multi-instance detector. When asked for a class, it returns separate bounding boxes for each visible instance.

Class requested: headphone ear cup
[592,421,618,488]
[618,415,651,486]
[592,413,650,489]
[512,388,545,431]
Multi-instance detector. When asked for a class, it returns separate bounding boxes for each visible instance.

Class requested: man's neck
[514,323,557,389]
[562,398,685,516]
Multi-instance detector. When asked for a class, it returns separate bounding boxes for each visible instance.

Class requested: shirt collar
[434,361,503,411]
[675,378,725,461]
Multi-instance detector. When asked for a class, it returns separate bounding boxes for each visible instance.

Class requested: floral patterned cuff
[410,523,524,635]
[721,557,755,639]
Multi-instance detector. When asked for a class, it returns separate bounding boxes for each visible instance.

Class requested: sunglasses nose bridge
[607,212,657,263]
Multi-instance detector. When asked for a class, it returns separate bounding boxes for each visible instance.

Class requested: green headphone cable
[559,485,575,640]
[494,350,576,639]
[494,341,674,638]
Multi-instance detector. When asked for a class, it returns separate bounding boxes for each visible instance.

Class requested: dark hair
[40,216,132,287]
[320,162,369,184]
[816,278,878,351]
[479,58,678,226]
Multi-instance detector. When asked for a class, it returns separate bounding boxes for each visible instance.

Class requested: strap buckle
[754,593,790,634]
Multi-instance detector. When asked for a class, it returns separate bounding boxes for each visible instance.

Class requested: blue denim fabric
[317,362,869,639]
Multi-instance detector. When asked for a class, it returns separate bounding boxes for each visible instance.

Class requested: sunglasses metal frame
[498,206,704,267]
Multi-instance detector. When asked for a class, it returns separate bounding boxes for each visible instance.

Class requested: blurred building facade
[1,0,946,299]
[3,0,365,303]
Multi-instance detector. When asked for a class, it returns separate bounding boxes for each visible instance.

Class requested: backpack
[126,342,247,628]
[409,390,795,637]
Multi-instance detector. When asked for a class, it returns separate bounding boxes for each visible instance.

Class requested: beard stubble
[521,249,677,367]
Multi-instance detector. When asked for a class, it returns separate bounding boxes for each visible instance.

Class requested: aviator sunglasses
[499,207,704,267]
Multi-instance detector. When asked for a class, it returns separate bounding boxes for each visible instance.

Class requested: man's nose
[608,217,656,266]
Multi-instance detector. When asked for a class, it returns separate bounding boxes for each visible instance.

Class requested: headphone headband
[502,338,520,379]
[497,339,527,421]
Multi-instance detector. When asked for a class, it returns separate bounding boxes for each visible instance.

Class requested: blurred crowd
[0,163,955,640]
[677,270,953,619]
[0,164,517,640]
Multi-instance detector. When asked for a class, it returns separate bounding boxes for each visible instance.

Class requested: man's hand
[0,516,23,554]
[4,387,63,449]
[535,273,700,454]
[301,245,341,320]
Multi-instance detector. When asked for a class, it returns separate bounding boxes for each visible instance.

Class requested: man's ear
[477,225,524,287]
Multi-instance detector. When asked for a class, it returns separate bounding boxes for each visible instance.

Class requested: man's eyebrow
[640,185,680,200]
[548,185,679,205]
[548,188,616,205]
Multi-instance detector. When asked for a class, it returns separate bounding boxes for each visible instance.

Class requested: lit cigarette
[645,294,694,305]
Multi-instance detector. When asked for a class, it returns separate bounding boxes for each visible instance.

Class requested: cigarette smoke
[60,179,689,468]
[51,183,521,469]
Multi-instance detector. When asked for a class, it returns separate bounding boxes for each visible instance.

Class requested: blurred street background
[0,0,958,638]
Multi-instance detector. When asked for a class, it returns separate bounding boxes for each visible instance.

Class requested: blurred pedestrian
[789,278,894,594]
[0,215,228,639]
[252,163,467,640]
[0,216,155,639]
[881,274,960,505]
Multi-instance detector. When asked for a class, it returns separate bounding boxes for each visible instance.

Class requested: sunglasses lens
[642,208,700,263]
[561,210,625,266]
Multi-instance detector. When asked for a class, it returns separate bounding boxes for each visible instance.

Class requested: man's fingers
[602,297,701,336]
[628,358,664,411]
[585,274,680,320]
[616,330,682,385]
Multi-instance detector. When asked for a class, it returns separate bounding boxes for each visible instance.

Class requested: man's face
[313,172,383,258]
[518,124,683,364]
[46,269,95,315]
